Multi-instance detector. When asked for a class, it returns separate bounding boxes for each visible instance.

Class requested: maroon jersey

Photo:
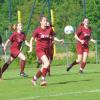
[33,26,55,49]
[9,31,26,50]
[76,25,92,47]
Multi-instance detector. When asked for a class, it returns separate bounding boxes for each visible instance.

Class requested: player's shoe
[66,64,72,72]
[20,72,28,77]
[32,79,36,86]
[40,80,47,86]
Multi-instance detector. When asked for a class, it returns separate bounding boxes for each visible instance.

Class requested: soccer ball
[64,25,74,34]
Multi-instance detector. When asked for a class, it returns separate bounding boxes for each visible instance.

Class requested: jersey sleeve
[50,27,56,37]
[9,33,14,41]
[32,28,38,38]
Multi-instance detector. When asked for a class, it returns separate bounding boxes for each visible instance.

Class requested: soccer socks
[40,68,48,86]
[20,60,26,73]
[47,65,50,76]
[32,69,42,81]
[36,69,42,79]
[67,60,79,71]
[80,62,86,71]
[1,63,9,74]
[41,68,48,81]
[71,60,79,67]
[42,68,48,77]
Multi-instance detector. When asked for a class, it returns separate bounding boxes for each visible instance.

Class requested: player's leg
[32,55,50,86]
[32,67,42,86]
[40,55,50,86]
[67,44,83,72]
[47,65,51,76]
[0,56,14,79]
[67,54,82,71]
[79,52,88,73]
[47,46,53,76]
[32,47,50,86]
[17,52,28,77]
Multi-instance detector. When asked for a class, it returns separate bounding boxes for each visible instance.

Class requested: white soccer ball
[64,25,74,34]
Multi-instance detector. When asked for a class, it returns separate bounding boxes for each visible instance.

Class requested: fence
[53,41,98,66]
[95,40,100,64]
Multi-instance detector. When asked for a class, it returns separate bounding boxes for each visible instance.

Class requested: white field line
[14,89,100,100]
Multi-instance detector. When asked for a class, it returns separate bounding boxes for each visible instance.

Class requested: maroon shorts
[36,48,49,60]
[10,48,20,58]
[76,43,89,54]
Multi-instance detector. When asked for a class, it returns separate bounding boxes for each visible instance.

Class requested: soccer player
[0,23,30,79]
[29,16,64,86]
[29,21,63,76]
[46,21,64,76]
[67,17,96,73]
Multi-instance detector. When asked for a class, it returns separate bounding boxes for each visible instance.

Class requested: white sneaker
[40,80,47,86]
[32,80,36,86]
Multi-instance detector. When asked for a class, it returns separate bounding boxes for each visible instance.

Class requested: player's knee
[22,56,26,61]
[44,61,50,68]
[76,59,81,63]
[82,59,86,63]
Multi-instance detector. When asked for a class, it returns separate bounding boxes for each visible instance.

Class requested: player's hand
[80,40,85,44]
[92,40,96,43]
[60,39,64,44]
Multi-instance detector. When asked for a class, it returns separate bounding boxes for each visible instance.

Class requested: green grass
[0,64,100,100]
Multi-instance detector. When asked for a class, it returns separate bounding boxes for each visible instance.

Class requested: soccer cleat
[20,72,28,77]
[66,64,72,72]
[32,79,36,86]
[40,80,47,86]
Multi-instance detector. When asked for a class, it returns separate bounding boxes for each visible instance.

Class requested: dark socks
[1,63,9,74]
[80,62,86,70]
[71,60,79,67]
[20,60,26,73]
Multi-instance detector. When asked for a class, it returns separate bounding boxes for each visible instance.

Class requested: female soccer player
[0,23,30,79]
[29,16,64,86]
[29,21,63,76]
[67,17,96,73]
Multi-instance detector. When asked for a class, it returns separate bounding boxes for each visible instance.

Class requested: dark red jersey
[33,26,55,49]
[9,31,26,50]
[76,25,92,46]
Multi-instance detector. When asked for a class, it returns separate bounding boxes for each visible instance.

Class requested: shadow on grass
[51,70,100,77]
[3,76,33,80]
[49,79,92,86]
[3,71,100,81]
[84,71,100,74]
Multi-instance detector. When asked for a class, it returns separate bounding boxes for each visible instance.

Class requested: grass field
[0,64,100,100]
